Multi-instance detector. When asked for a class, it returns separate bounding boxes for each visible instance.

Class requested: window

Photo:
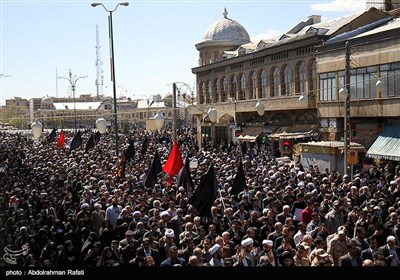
[350,67,377,99]
[216,78,221,102]
[319,72,337,101]
[207,81,213,103]
[205,52,211,65]
[282,65,291,96]
[200,82,206,104]
[251,72,257,99]
[260,69,267,98]
[379,63,400,98]
[222,77,228,102]
[239,75,246,100]
[309,60,317,94]
[271,67,279,97]
[296,61,306,95]
[230,75,238,100]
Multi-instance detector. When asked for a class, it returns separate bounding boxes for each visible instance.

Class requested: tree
[0,104,28,128]
[122,115,130,135]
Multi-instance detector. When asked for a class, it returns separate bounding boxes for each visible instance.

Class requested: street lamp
[154,112,165,131]
[91,1,129,156]
[339,41,351,177]
[96,117,107,134]
[172,83,178,141]
[31,120,43,140]
[208,106,217,141]
[255,100,265,116]
[58,69,87,132]
[339,86,350,176]
[298,92,308,102]
[174,81,196,127]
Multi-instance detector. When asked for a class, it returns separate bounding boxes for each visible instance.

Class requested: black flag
[94,131,101,144]
[47,127,56,143]
[70,130,82,151]
[141,137,148,156]
[85,134,95,152]
[188,163,218,217]
[177,156,195,195]
[144,150,162,189]
[124,139,135,162]
[231,159,246,196]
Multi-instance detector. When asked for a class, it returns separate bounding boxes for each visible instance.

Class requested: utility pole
[344,41,351,176]
[69,69,77,132]
[173,83,177,141]
[58,70,87,132]
[92,2,129,156]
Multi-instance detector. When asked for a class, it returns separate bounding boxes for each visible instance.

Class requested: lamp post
[91,2,129,156]
[208,107,217,143]
[31,120,43,140]
[298,92,308,102]
[96,117,107,134]
[339,40,351,176]
[174,81,195,127]
[172,83,177,141]
[255,100,265,116]
[58,69,87,132]
[154,112,165,131]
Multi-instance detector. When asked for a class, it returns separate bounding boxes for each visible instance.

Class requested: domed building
[40,96,55,109]
[190,5,399,164]
[196,8,250,66]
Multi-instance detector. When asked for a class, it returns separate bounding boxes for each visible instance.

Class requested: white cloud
[311,0,366,13]
[251,30,280,44]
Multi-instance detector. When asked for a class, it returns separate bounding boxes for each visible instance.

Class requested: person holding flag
[162,141,183,186]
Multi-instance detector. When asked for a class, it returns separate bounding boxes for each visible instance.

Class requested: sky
[0,0,370,106]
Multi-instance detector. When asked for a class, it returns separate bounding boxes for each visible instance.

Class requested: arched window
[251,72,257,99]
[205,52,212,65]
[239,75,246,100]
[260,69,267,98]
[213,51,219,62]
[309,60,317,95]
[296,61,306,95]
[216,78,221,102]
[222,77,228,102]
[271,67,279,97]
[212,78,218,102]
[207,81,213,103]
[282,65,291,96]
[230,75,238,101]
[201,82,206,104]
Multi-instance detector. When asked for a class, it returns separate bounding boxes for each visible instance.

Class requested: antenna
[95,25,104,100]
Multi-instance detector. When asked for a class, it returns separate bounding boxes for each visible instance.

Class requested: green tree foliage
[0,104,28,128]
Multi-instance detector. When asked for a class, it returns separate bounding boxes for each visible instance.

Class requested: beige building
[190,5,400,164]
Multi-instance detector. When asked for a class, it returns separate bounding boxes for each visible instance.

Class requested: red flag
[163,141,184,186]
[57,131,65,149]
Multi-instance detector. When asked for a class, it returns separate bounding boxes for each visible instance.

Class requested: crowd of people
[1,127,400,268]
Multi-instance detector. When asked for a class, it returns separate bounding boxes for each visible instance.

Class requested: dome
[41,96,54,105]
[201,8,250,44]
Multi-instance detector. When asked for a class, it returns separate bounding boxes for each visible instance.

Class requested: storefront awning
[269,124,318,140]
[241,127,264,137]
[237,135,258,142]
[366,124,400,161]
[238,126,278,141]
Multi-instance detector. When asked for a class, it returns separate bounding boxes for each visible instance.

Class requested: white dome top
[201,8,250,43]
[41,96,54,105]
